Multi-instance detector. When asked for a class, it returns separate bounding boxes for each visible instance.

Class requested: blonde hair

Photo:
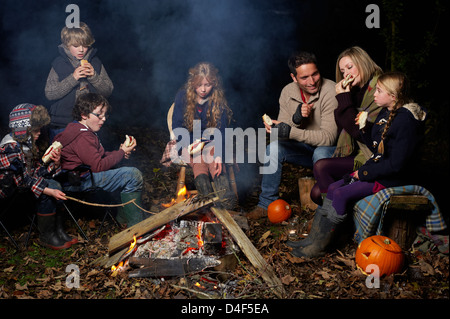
[183,62,233,131]
[376,72,411,154]
[61,22,95,47]
[335,46,382,86]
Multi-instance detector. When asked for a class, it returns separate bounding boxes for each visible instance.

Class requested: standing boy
[45,22,113,140]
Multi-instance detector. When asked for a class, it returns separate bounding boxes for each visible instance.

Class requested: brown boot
[246,206,267,220]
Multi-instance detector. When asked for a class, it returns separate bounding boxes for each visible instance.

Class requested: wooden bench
[382,195,432,250]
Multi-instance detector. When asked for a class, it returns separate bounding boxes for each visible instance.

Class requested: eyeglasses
[90,112,109,120]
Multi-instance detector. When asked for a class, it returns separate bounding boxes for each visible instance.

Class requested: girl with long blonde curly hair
[171,62,236,208]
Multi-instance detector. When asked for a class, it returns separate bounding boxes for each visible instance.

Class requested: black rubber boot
[213,174,237,210]
[56,213,78,245]
[37,214,71,250]
[194,174,214,197]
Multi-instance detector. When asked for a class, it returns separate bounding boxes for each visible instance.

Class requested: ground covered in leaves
[1,126,448,301]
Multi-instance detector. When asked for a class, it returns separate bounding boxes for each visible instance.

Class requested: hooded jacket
[45,45,113,128]
[54,122,124,173]
[358,103,426,187]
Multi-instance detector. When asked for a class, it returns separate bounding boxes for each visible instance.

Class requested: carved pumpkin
[355,235,404,277]
[267,199,292,223]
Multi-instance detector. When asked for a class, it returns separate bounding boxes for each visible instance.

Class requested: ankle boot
[37,214,71,250]
[286,198,332,248]
[213,174,237,210]
[117,192,146,227]
[194,174,214,197]
[56,213,78,245]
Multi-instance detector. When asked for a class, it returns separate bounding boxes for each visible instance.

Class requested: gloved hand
[273,122,291,139]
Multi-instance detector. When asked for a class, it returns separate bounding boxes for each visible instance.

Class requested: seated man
[54,93,145,227]
[248,51,338,219]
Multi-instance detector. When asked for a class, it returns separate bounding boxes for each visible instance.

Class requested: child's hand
[212,156,223,178]
[81,62,95,77]
[50,148,61,167]
[43,187,67,200]
[120,140,137,159]
[73,66,87,80]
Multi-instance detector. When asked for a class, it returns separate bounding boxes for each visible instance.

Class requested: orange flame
[110,235,137,276]
[197,223,204,249]
[162,186,190,208]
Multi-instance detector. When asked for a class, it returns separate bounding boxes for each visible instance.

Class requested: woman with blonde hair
[310,46,383,206]
[171,62,235,208]
[290,72,432,257]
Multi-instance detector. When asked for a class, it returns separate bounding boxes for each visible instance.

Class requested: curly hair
[183,62,233,131]
[72,93,110,121]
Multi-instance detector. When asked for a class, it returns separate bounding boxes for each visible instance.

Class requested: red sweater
[54,122,124,172]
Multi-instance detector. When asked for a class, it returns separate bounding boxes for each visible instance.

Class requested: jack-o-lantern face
[355,235,404,277]
[267,199,292,224]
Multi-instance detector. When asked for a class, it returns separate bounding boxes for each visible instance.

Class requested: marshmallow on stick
[42,141,63,163]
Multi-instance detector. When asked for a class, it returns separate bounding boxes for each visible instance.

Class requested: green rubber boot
[117,192,146,227]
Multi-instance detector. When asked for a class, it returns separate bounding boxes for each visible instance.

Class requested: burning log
[108,196,218,255]
[128,257,220,277]
[211,206,286,298]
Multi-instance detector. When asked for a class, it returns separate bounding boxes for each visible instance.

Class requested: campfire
[110,193,237,278]
[101,188,286,297]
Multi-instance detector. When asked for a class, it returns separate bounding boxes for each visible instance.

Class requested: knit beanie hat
[9,104,51,142]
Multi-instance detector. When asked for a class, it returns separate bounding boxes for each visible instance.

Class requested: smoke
[1,0,298,131]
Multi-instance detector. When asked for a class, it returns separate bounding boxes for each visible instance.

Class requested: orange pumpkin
[355,235,404,277]
[267,199,292,223]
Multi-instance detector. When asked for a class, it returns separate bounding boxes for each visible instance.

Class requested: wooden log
[211,206,286,298]
[108,196,218,255]
[227,164,239,201]
[383,195,432,250]
[176,166,186,195]
[298,177,318,210]
[388,195,430,209]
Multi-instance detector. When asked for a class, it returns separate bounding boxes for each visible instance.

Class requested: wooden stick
[211,206,286,298]
[108,196,218,255]
[176,166,186,195]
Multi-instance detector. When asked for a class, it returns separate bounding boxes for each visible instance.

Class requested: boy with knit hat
[1,104,76,250]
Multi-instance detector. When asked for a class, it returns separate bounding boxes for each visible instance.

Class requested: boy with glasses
[54,93,146,227]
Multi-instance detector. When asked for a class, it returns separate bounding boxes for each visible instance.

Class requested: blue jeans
[63,167,143,194]
[37,179,62,216]
[258,140,335,209]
